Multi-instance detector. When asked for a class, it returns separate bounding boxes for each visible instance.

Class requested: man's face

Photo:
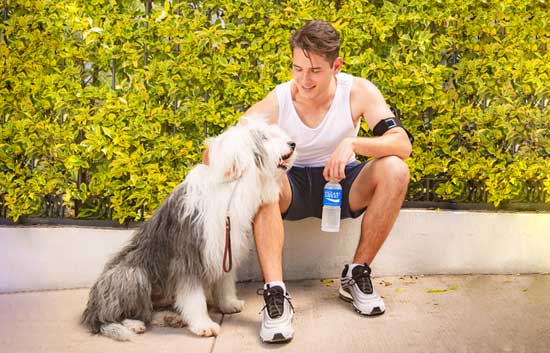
[291,48,342,100]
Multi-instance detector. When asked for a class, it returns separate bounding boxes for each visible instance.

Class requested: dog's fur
[81,118,296,341]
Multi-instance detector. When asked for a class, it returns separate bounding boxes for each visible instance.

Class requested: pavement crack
[209,313,225,353]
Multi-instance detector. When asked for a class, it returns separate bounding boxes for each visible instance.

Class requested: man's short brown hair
[290,20,341,64]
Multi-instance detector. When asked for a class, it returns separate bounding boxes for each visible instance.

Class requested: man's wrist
[348,137,359,154]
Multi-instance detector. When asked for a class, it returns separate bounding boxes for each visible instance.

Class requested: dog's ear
[223,160,245,182]
[207,133,247,183]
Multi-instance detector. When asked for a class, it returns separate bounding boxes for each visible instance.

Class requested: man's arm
[347,128,412,160]
[323,78,412,181]
[202,89,279,165]
[201,147,209,164]
[239,89,280,125]
[352,77,412,159]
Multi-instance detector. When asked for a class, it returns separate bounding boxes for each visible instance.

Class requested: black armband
[373,117,414,143]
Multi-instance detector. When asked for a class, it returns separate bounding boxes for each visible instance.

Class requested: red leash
[223,181,239,273]
[223,216,232,273]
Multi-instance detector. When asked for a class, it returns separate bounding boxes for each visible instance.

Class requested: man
[242,20,413,343]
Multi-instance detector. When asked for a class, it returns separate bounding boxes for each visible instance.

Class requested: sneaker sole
[339,290,385,316]
[261,332,294,343]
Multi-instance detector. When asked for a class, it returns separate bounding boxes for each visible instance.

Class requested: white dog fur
[81,118,296,341]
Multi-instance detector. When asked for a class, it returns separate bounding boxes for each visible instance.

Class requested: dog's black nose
[288,142,296,151]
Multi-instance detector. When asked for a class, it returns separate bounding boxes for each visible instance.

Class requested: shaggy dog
[81,118,296,341]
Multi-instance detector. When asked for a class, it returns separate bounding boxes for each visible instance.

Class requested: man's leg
[349,155,410,264]
[253,174,292,282]
[340,156,410,315]
[253,174,294,343]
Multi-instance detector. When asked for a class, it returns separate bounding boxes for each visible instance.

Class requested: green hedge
[1,0,549,222]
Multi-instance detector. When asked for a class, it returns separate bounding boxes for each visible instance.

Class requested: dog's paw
[122,319,146,334]
[188,320,220,337]
[218,299,245,314]
[151,311,186,328]
[101,323,136,341]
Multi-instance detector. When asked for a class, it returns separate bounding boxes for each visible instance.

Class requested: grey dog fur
[81,183,205,334]
[81,120,295,339]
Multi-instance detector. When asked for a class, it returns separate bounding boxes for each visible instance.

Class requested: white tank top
[276,72,360,167]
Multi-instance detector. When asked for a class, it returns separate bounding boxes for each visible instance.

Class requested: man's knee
[278,174,292,213]
[255,175,291,219]
[377,156,410,189]
[254,201,281,228]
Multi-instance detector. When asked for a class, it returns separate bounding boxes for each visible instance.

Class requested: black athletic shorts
[282,161,367,221]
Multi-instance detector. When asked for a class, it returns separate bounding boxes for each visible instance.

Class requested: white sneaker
[339,264,385,316]
[258,285,294,343]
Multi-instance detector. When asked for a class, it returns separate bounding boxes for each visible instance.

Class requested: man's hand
[323,137,355,182]
[202,148,209,165]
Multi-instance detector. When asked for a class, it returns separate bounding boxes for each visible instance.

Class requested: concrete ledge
[1,209,550,292]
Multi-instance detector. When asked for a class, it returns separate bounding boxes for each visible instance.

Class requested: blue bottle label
[323,188,342,206]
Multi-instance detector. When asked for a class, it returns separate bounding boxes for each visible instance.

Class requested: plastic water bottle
[321,181,342,232]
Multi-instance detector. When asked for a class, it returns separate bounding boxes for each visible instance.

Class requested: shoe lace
[350,267,374,294]
[256,287,294,319]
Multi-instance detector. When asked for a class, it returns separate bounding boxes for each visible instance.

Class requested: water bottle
[321,180,342,232]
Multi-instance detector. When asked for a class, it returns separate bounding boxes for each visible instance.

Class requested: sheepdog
[81,118,296,341]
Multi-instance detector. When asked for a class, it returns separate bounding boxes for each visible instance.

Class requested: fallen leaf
[320,279,334,287]
[426,285,459,294]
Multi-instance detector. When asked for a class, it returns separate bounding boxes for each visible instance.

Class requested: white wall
[1,209,550,292]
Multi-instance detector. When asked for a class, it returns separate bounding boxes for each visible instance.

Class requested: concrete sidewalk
[1,275,549,353]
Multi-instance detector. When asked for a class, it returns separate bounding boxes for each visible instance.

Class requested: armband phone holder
[373,117,414,143]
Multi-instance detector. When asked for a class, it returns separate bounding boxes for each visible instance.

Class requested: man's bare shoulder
[350,76,394,129]
[240,89,279,125]
[350,77,382,97]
